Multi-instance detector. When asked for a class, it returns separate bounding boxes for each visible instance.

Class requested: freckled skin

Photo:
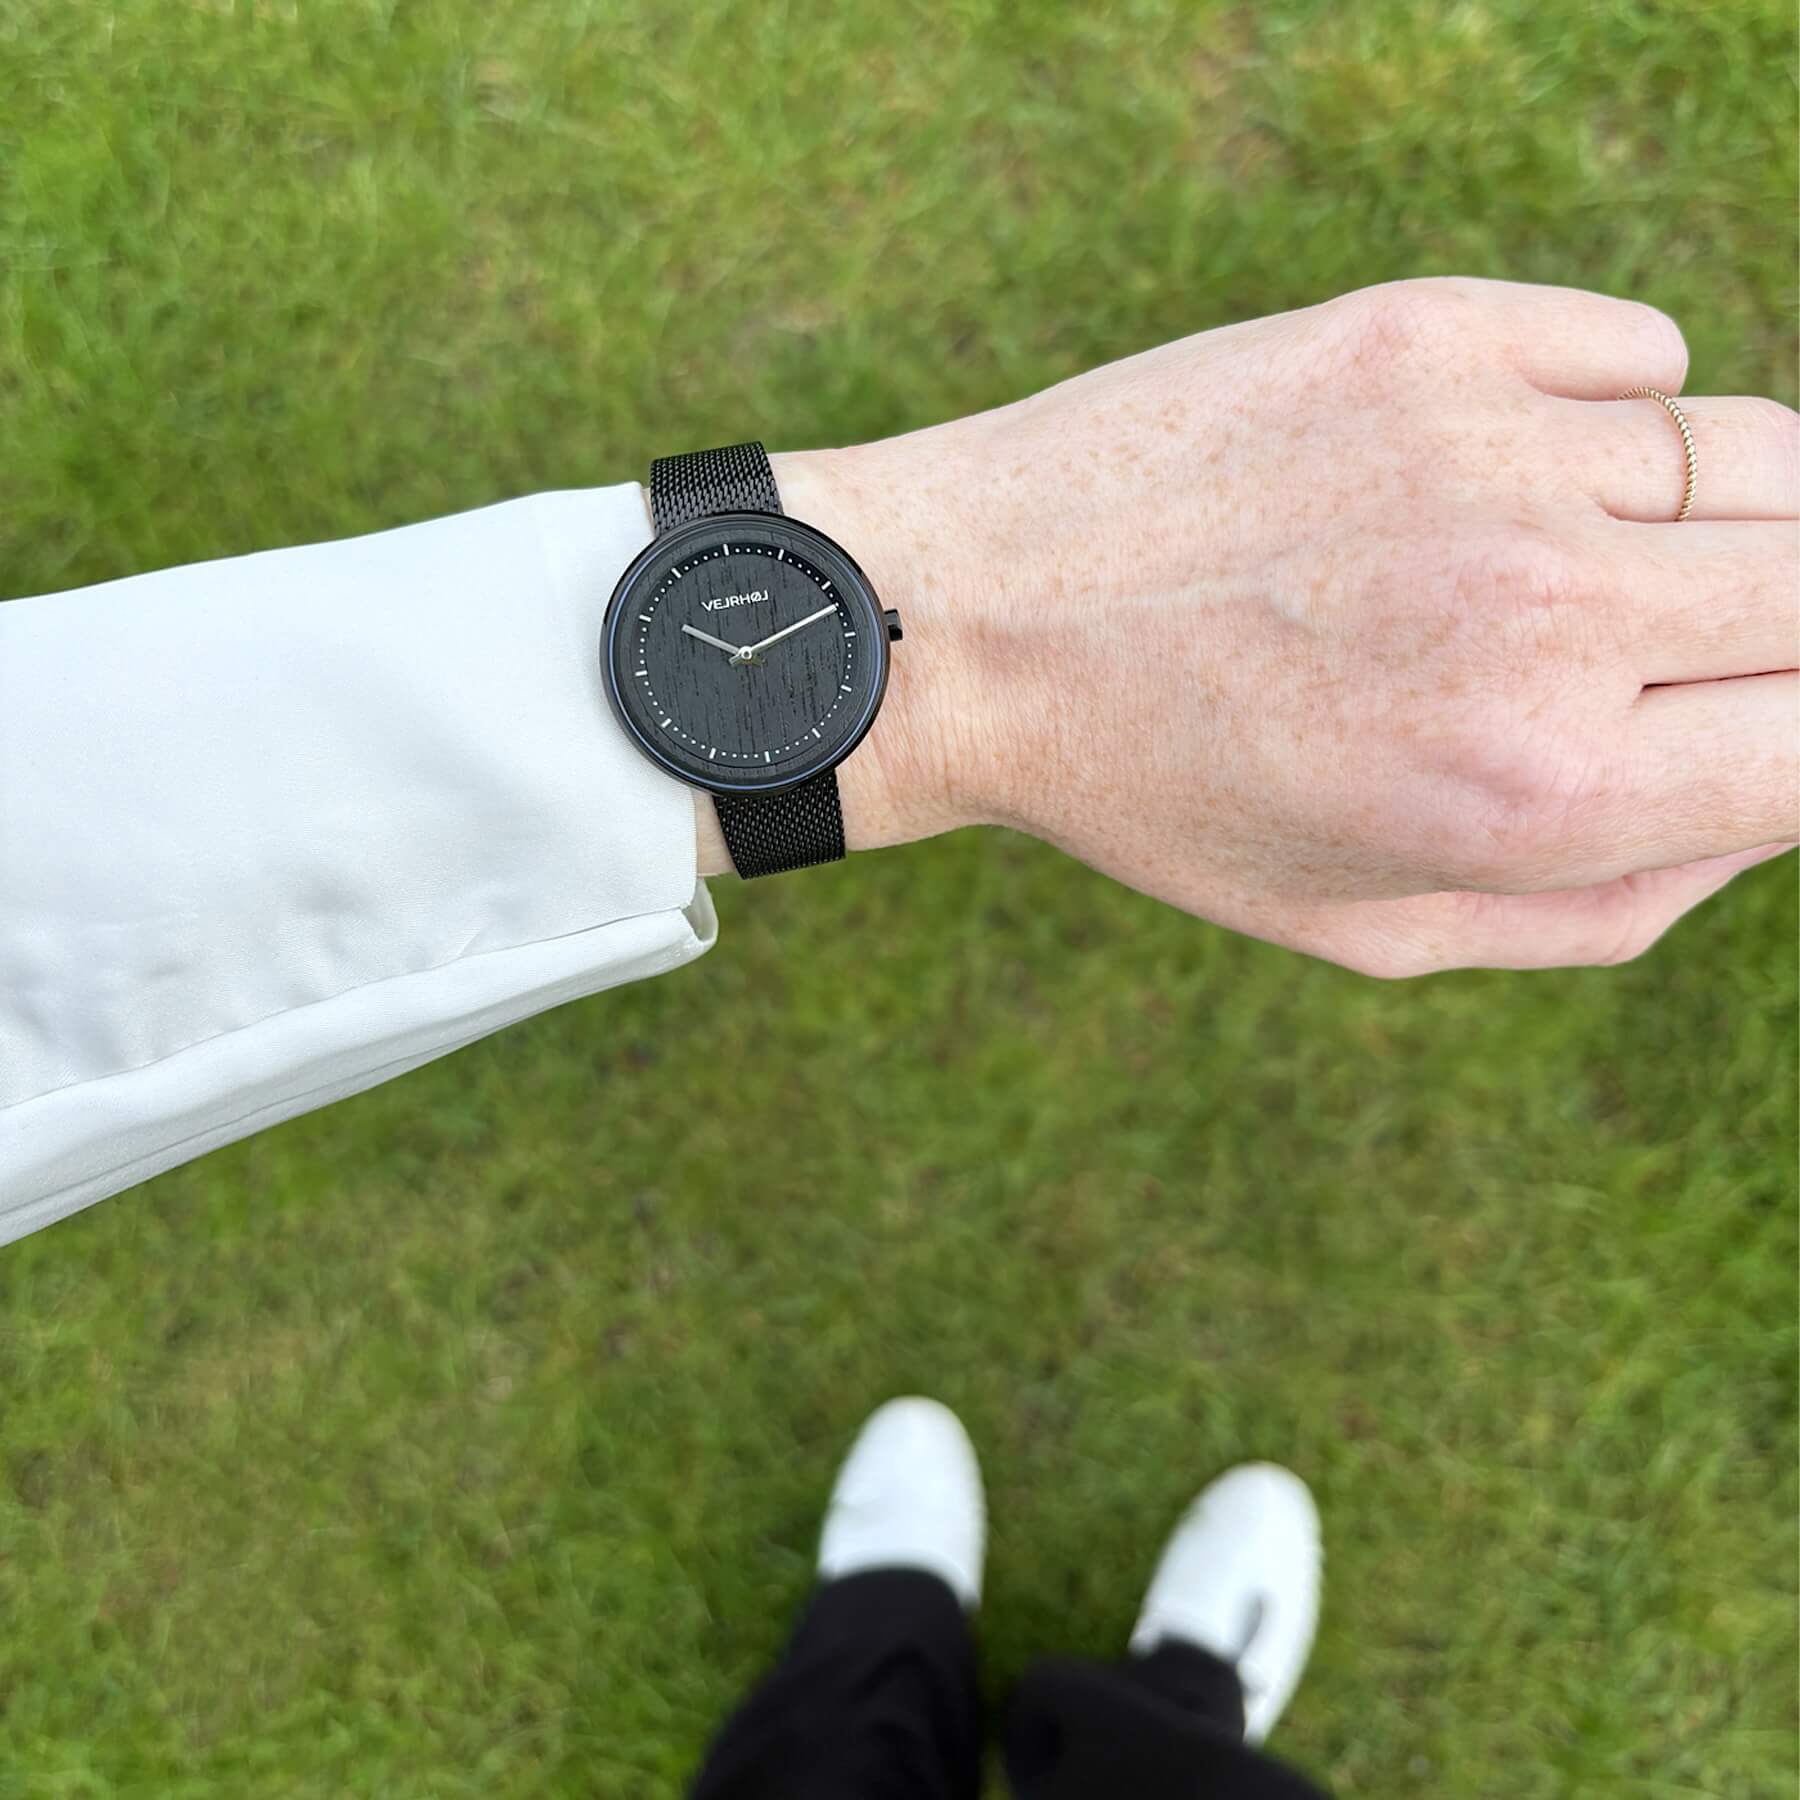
[718,278,1800,976]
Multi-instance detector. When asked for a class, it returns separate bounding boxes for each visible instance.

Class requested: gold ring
[1620,386,1698,522]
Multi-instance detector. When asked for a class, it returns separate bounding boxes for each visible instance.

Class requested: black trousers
[690,1570,1330,1800]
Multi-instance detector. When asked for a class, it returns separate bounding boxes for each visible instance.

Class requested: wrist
[688,433,1020,881]
[693,789,732,878]
[685,442,933,879]
[768,439,1008,855]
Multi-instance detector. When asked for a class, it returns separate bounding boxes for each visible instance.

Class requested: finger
[1564,394,1800,523]
[1344,843,1793,974]
[1607,520,1800,684]
[1622,671,1800,867]
[1462,280,1690,400]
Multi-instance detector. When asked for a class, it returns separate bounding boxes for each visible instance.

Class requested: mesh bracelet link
[646,442,848,880]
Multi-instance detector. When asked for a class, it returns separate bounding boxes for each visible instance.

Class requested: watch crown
[884,608,904,643]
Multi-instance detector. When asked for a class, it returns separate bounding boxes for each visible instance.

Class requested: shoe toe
[1130,1462,1322,1746]
[817,1398,987,1608]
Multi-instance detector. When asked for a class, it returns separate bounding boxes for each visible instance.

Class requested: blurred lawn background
[1,1,1795,1795]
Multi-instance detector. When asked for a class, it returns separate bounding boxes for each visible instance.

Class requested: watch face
[601,511,891,795]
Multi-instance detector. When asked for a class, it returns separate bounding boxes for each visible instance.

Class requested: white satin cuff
[0,487,715,1244]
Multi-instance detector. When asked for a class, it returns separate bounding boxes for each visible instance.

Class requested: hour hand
[681,622,748,657]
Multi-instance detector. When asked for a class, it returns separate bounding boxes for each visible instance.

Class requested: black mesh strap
[712,772,846,878]
[649,442,783,533]
[648,442,845,879]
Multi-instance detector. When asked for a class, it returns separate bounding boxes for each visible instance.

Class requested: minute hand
[738,603,838,659]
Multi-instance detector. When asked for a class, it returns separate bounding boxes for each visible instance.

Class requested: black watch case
[600,510,892,798]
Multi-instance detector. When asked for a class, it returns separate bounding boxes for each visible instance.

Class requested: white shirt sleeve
[0,485,717,1246]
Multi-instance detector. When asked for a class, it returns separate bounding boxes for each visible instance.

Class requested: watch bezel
[600,510,891,798]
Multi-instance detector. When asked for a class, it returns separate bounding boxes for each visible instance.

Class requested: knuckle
[1574,888,1669,969]
[1318,279,1463,382]
[1418,525,1591,676]
[1450,523,1583,620]
[1403,525,1620,889]
[1434,523,1600,671]
[1441,729,1602,889]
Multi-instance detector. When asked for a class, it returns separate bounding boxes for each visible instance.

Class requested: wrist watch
[600,441,902,878]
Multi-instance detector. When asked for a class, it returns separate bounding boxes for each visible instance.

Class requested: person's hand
[749,277,1798,975]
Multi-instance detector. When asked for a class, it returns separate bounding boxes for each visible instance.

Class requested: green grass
[1,2,1795,1794]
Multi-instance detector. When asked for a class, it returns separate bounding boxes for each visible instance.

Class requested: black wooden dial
[602,512,890,795]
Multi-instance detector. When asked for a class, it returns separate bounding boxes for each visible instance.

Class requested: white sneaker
[1129,1463,1322,1745]
[815,1398,987,1610]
